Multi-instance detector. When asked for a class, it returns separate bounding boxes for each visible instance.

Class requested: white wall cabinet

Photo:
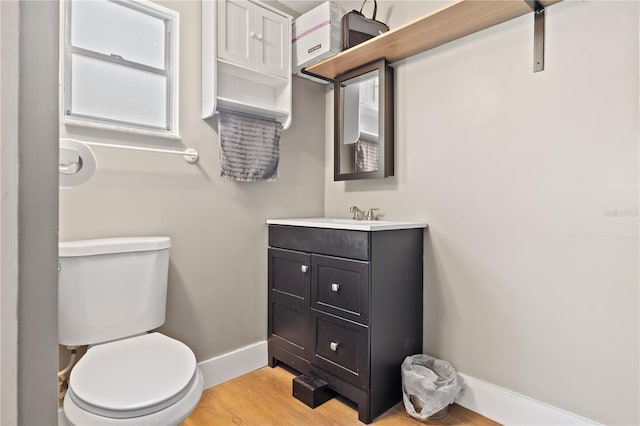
[203,0,292,128]
[218,0,289,78]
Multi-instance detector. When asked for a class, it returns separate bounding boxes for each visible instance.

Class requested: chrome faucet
[365,208,379,220]
[349,206,380,220]
[349,206,366,220]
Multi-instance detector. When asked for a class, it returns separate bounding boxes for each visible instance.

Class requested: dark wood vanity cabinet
[267,224,424,423]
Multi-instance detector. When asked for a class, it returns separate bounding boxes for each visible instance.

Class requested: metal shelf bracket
[526,0,546,72]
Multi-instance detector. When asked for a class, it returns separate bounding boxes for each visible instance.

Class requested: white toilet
[58,236,203,425]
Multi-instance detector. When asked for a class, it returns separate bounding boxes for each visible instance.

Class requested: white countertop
[266,217,428,231]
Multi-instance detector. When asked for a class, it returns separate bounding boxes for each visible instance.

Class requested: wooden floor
[183,366,500,426]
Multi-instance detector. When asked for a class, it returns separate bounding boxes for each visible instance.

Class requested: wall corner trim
[198,341,268,390]
[456,373,601,425]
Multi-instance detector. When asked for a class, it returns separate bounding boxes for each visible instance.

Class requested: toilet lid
[69,333,197,418]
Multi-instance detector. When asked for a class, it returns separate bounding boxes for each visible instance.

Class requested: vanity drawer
[310,310,369,389]
[269,225,370,261]
[311,255,369,325]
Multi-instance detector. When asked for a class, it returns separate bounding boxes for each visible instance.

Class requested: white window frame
[61,0,180,138]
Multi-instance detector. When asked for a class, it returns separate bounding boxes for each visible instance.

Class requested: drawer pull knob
[330,341,339,351]
[301,265,309,273]
[331,283,341,292]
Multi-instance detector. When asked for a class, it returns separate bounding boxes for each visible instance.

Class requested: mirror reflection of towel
[355,139,378,172]
[218,111,282,182]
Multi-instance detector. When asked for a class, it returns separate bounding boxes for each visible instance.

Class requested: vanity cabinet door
[253,5,289,78]
[311,255,369,325]
[268,248,311,359]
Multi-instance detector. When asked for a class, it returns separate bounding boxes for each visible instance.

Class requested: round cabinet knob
[330,341,339,352]
[301,265,309,273]
[256,34,263,40]
[249,31,256,38]
[331,283,341,292]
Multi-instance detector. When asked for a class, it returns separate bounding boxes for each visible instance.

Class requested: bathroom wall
[16,1,60,424]
[59,0,325,362]
[0,1,20,423]
[324,1,639,425]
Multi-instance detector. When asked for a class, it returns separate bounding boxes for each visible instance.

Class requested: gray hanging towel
[218,111,282,182]
[355,139,379,173]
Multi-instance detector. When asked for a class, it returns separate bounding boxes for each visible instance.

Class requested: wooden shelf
[304,0,561,81]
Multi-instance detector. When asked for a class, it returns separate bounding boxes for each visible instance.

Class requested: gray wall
[18,1,60,424]
[57,0,639,424]
[1,1,20,423]
[59,0,326,361]
[324,1,639,425]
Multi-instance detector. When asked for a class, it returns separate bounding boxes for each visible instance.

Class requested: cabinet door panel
[268,248,310,359]
[253,6,288,78]
[271,251,308,299]
[218,0,252,67]
[271,304,306,351]
[310,310,369,389]
[312,255,369,325]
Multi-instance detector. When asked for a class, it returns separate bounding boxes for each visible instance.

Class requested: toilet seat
[68,333,197,419]
[63,367,203,426]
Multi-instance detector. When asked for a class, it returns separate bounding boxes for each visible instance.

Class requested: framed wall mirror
[334,59,393,181]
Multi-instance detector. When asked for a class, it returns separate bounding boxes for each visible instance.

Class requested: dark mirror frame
[334,59,394,181]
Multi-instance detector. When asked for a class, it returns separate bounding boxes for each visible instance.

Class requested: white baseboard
[198,340,268,390]
[59,343,600,426]
[197,345,600,426]
[175,344,607,425]
[456,373,600,425]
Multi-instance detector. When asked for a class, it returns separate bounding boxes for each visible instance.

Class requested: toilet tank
[58,237,171,346]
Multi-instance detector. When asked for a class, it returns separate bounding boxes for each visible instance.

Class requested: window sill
[63,118,181,140]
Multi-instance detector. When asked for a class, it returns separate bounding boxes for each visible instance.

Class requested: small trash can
[401,354,464,420]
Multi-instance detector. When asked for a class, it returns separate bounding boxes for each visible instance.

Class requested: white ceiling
[278,0,325,14]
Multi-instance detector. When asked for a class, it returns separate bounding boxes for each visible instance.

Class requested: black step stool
[292,374,335,408]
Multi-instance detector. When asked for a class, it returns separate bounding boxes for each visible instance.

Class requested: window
[63,0,179,137]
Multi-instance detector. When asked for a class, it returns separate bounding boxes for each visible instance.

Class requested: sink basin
[266,217,427,231]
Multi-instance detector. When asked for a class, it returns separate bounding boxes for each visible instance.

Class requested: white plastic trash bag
[401,354,464,419]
